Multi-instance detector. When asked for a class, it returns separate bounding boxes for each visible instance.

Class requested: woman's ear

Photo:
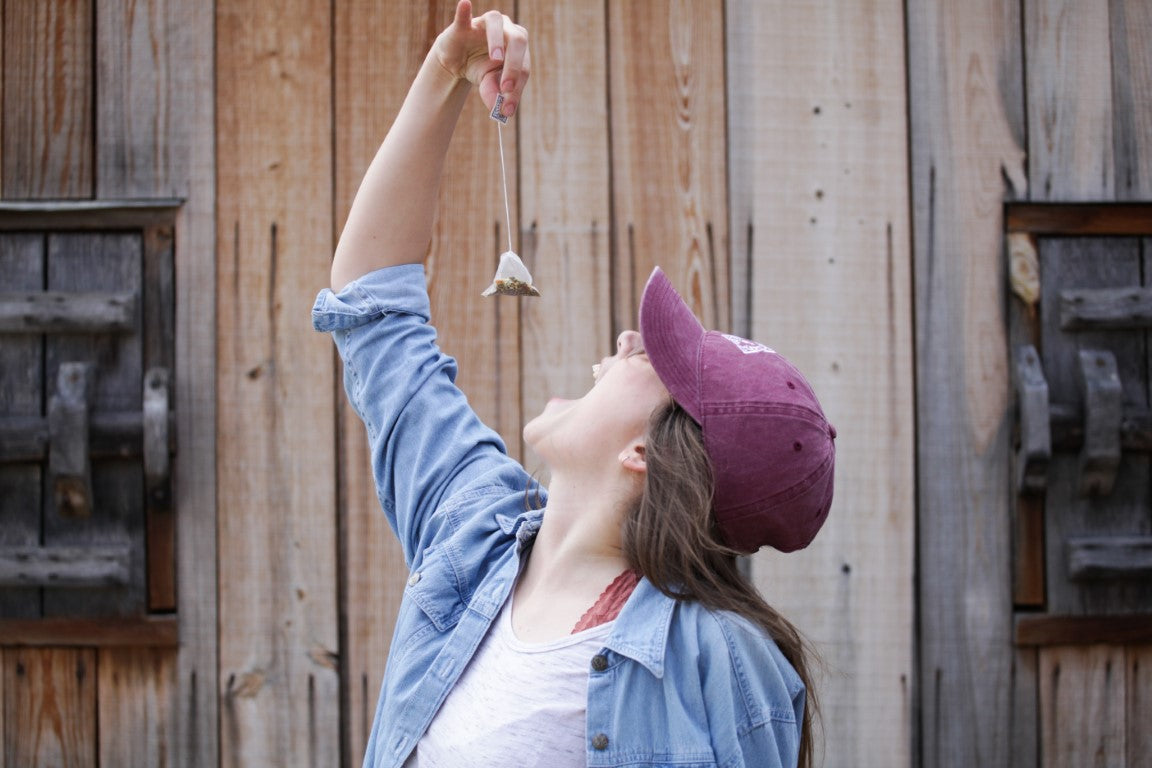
[619,443,647,474]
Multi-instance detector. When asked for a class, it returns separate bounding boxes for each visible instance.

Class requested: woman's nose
[616,330,642,356]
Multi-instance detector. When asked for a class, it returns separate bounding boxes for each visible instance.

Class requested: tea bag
[482,94,540,298]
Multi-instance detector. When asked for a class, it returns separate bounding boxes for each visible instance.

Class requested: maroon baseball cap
[639,267,836,553]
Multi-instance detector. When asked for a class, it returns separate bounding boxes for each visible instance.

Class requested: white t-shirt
[403,594,613,767]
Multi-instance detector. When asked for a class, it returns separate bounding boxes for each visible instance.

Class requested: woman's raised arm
[330,0,529,292]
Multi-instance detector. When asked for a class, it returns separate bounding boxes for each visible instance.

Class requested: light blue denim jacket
[313,265,805,768]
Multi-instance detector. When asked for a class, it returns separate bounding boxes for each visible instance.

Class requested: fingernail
[491,47,503,61]
[503,99,516,117]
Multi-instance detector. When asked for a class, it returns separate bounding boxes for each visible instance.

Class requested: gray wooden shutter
[1009,204,1152,642]
[0,203,178,636]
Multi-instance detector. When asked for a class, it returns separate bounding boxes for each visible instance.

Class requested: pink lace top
[571,569,642,633]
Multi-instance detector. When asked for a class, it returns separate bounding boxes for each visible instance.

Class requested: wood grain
[1025,0,1113,200]
[216,0,340,765]
[907,0,1028,764]
[2,647,97,768]
[332,2,434,763]
[97,648,176,768]
[0,234,44,619]
[425,16,523,452]
[1130,645,1152,767]
[517,0,612,476]
[1039,237,1152,615]
[1111,0,1152,200]
[730,1,914,764]
[1040,645,1126,768]
[140,0,221,761]
[43,232,146,619]
[609,1,728,336]
[0,0,93,198]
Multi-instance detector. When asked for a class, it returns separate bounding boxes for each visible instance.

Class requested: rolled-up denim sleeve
[312,264,521,563]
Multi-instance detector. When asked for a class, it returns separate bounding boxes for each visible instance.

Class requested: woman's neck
[510,468,637,642]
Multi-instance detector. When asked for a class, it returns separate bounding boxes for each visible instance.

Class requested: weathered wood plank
[216,0,340,765]
[0,546,131,587]
[0,234,44,619]
[518,0,611,473]
[92,0,220,763]
[907,0,1028,763]
[0,0,93,198]
[1130,645,1152,767]
[43,232,146,618]
[1061,287,1152,331]
[730,0,914,764]
[0,291,136,333]
[97,648,176,768]
[1110,0,1152,200]
[1041,237,1152,615]
[1039,645,1126,767]
[1025,0,1113,200]
[1006,203,1152,236]
[332,3,435,763]
[1017,614,1152,646]
[0,617,178,647]
[610,1,727,336]
[0,201,183,230]
[424,14,523,452]
[2,647,97,767]
[1068,536,1152,581]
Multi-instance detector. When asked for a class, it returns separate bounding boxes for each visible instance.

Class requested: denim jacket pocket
[404,547,465,633]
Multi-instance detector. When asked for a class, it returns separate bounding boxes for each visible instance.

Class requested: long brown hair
[620,401,820,768]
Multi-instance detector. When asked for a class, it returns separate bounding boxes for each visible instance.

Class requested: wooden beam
[1016,614,1152,645]
[0,291,136,333]
[0,546,131,587]
[0,617,179,647]
[0,201,182,230]
[1067,537,1152,581]
[1005,203,1152,236]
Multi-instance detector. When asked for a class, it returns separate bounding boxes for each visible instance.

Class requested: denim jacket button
[407,572,421,587]
[592,733,609,750]
[591,654,609,672]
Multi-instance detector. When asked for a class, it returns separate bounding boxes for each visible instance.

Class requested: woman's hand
[433,0,530,118]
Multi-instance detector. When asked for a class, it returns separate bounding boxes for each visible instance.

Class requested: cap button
[592,733,609,750]
[828,423,837,439]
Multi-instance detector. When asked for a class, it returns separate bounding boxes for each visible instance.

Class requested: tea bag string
[497,120,513,254]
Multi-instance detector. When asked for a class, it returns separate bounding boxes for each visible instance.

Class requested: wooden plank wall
[2,0,1149,766]
[911,0,1152,766]
[1024,2,1152,766]
[1,0,217,763]
[727,2,915,765]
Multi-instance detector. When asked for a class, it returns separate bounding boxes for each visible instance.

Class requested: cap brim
[639,267,706,421]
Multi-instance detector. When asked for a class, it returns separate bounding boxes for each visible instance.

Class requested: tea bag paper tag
[490,94,509,124]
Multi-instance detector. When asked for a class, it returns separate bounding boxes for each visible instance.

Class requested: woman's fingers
[440,2,528,117]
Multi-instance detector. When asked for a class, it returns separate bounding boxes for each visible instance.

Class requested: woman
[313,3,836,767]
